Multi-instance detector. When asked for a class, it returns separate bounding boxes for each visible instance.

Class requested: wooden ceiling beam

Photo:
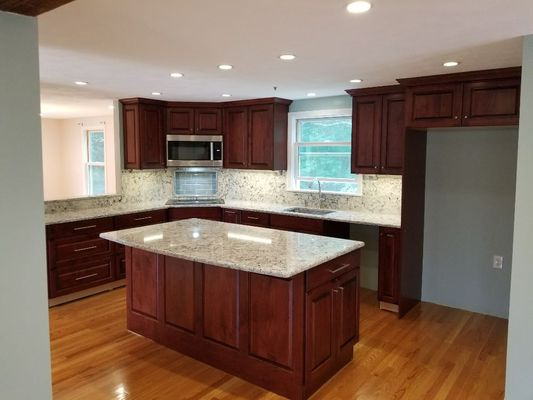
[0,0,75,16]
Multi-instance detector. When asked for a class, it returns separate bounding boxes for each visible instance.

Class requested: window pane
[88,165,105,195]
[298,117,351,142]
[88,131,105,163]
[298,180,357,194]
[298,146,354,179]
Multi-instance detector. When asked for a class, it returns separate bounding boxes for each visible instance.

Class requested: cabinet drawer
[168,207,222,221]
[53,259,114,293]
[306,251,360,292]
[241,210,270,227]
[115,209,167,229]
[270,214,324,234]
[47,217,114,239]
[222,209,242,223]
[54,237,112,263]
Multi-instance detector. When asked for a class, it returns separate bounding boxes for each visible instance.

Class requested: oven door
[167,135,223,167]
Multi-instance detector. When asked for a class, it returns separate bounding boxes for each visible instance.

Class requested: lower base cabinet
[126,247,360,400]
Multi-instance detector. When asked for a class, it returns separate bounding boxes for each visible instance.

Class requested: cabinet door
[168,207,221,221]
[139,104,165,169]
[352,95,382,174]
[195,108,222,134]
[405,83,463,128]
[380,93,405,175]
[224,107,249,168]
[222,209,241,224]
[167,107,194,134]
[305,282,337,390]
[378,227,401,305]
[248,105,274,170]
[462,79,520,126]
[336,269,359,353]
[122,104,141,169]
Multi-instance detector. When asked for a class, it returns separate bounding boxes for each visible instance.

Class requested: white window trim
[83,126,107,196]
[287,109,362,196]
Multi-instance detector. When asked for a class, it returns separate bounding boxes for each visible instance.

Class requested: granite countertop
[44,199,401,228]
[100,219,364,278]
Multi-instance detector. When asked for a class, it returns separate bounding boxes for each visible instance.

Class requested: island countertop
[100,218,364,278]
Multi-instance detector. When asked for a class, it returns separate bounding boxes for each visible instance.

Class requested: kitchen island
[101,219,364,400]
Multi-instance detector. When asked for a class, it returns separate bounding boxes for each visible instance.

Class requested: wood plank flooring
[49,288,507,399]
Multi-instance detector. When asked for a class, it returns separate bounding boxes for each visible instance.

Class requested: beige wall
[41,115,116,200]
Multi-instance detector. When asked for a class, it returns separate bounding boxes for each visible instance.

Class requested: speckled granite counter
[45,200,401,228]
[100,219,364,278]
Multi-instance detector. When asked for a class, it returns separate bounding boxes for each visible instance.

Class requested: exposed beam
[0,0,75,16]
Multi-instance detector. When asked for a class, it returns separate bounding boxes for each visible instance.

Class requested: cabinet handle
[74,245,98,253]
[328,263,351,276]
[73,224,97,231]
[75,273,99,281]
[246,216,260,220]
[226,211,236,214]
[133,216,153,221]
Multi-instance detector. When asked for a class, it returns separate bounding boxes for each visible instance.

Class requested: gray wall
[0,12,52,399]
[422,128,517,318]
[506,35,533,399]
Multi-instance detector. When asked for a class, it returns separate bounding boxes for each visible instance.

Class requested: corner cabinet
[223,98,292,170]
[120,98,166,169]
[398,67,521,128]
[346,86,405,175]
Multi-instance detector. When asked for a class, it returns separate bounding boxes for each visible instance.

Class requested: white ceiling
[38,0,533,118]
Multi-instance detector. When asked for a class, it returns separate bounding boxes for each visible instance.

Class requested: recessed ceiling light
[218,64,233,70]
[170,72,184,78]
[279,54,296,61]
[222,94,232,97]
[346,1,372,14]
[75,81,88,86]
[443,61,460,67]
[350,79,363,83]
[152,92,162,96]
[307,93,317,97]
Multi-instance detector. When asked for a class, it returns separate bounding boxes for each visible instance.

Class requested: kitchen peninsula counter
[101,219,364,399]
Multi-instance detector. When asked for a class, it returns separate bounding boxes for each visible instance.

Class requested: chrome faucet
[313,178,322,209]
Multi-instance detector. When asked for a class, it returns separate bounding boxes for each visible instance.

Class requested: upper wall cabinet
[120,98,165,170]
[166,105,222,135]
[398,67,521,128]
[346,86,405,175]
[223,98,292,170]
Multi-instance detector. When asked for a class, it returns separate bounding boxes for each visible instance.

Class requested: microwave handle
[210,142,214,160]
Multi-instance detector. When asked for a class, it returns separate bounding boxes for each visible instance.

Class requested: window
[85,129,106,196]
[287,109,362,195]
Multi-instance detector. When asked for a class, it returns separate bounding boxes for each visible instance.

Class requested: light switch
[493,255,504,270]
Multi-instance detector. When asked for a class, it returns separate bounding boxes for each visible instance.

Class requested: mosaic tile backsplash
[45,169,402,215]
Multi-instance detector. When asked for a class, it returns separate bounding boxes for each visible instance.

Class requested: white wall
[0,12,52,399]
[506,35,533,399]
[41,115,116,200]
[422,128,517,318]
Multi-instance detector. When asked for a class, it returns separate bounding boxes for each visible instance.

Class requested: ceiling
[38,0,533,118]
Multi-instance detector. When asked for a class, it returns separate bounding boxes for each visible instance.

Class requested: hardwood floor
[49,287,507,399]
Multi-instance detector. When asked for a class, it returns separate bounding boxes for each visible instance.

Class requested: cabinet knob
[464,115,469,119]
[454,116,459,120]
[374,166,378,169]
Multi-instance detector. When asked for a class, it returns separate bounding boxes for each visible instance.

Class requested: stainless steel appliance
[166,135,223,167]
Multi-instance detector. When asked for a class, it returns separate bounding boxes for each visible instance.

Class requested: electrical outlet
[493,255,504,270]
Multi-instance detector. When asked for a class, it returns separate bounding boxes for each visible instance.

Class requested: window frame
[287,109,362,196]
[84,127,106,196]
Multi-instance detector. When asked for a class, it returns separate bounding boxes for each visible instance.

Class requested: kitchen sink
[283,207,334,216]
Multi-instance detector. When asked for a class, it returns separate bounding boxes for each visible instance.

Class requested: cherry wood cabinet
[125,246,360,400]
[168,207,221,222]
[223,98,292,170]
[222,209,242,223]
[378,227,401,310]
[346,86,405,175]
[166,106,222,135]
[120,98,166,169]
[399,67,521,128]
[240,210,270,227]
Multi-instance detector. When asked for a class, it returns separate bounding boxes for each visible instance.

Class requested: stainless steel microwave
[166,135,223,167]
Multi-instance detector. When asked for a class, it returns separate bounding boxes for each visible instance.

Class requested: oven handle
[210,142,214,160]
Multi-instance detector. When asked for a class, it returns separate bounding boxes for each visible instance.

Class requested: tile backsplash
[45,168,402,215]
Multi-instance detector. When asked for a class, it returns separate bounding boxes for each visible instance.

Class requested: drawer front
[114,209,167,229]
[116,254,126,279]
[168,207,222,221]
[270,214,324,234]
[306,251,360,292]
[54,237,112,263]
[52,259,114,294]
[241,210,270,227]
[47,217,114,240]
[222,209,242,224]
